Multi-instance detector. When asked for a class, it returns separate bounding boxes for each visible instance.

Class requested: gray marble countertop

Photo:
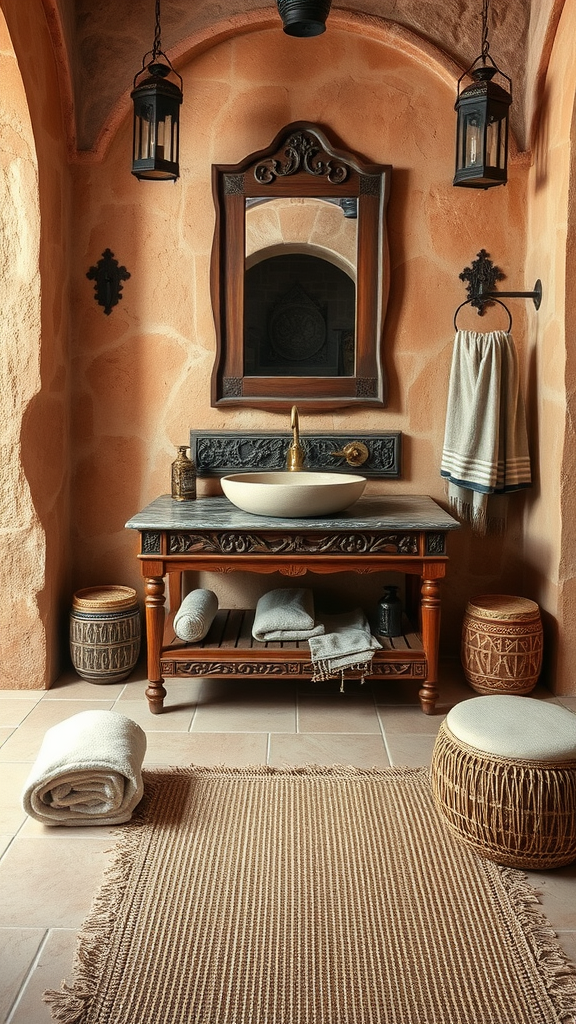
[126,494,460,532]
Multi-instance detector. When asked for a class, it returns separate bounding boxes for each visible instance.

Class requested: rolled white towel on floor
[173,588,219,642]
[21,710,147,826]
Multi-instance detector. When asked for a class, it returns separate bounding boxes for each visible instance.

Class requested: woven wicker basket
[70,586,141,684]
[461,594,543,695]
[430,719,576,869]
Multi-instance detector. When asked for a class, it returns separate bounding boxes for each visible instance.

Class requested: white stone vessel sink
[221,471,367,518]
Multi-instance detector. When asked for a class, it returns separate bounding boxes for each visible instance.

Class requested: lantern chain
[481,0,490,61]
[152,0,162,61]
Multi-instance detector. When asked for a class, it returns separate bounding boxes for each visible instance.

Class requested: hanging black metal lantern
[453,0,512,189]
[276,0,332,37]
[131,1,183,181]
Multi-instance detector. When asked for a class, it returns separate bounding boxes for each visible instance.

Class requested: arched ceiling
[52,0,563,155]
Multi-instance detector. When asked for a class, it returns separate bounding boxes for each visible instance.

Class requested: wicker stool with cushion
[430,695,576,869]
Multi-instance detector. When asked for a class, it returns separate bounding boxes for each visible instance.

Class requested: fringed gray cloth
[441,329,531,533]
[308,609,381,690]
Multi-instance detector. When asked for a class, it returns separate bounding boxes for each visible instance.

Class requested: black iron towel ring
[454,297,513,332]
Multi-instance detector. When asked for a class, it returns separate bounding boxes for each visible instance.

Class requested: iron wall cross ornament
[86,249,131,315]
[459,249,504,312]
[458,249,542,315]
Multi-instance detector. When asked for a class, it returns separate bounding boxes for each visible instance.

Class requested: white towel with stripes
[441,330,531,532]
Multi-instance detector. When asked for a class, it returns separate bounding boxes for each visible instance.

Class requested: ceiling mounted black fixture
[131,0,183,181]
[453,0,511,189]
[276,0,332,37]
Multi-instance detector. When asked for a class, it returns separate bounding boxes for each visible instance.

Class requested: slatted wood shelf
[160,608,426,680]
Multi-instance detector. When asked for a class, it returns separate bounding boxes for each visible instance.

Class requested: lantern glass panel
[464,112,483,167]
[486,118,501,168]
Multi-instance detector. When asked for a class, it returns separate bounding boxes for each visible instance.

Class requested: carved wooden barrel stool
[430,695,576,869]
[461,594,543,695]
[70,586,141,684]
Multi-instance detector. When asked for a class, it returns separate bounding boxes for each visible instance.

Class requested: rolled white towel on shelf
[252,587,325,641]
[173,588,218,642]
[21,710,147,826]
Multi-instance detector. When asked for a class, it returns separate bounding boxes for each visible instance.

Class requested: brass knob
[330,441,369,467]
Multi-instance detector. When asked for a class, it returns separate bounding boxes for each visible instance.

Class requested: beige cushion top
[446,695,576,761]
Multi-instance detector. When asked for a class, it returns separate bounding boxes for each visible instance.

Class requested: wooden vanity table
[125,494,460,715]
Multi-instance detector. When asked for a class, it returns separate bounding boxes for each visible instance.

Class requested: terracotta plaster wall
[524,0,576,695]
[0,0,72,689]
[70,23,530,658]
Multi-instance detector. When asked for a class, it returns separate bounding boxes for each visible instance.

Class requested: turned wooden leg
[145,576,167,714]
[419,576,441,714]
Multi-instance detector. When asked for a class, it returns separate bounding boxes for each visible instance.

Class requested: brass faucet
[286,405,305,471]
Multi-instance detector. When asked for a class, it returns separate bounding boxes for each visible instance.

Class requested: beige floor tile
[0,927,46,1023]
[19,816,124,839]
[0,835,14,857]
[385,732,437,767]
[112,699,196,732]
[297,695,381,734]
[557,695,576,712]
[0,763,31,834]
[523,863,576,931]
[197,678,298,702]
[297,677,372,698]
[369,679,421,705]
[0,837,111,929]
[143,730,268,767]
[0,700,115,762]
[6,928,78,1024]
[42,671,127,701]
[191,684,296,733]
[0,699,43,728]
[268,732,390,768]
[0,729,15,749]
[0,689,44,700]
[556,931,576,963]
[377,705,446,735]
[115,676,205,707]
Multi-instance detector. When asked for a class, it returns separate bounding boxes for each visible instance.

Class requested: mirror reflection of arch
[245,197,357,379]
[210,122,392,410]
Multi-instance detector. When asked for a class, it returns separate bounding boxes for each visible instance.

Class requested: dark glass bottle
[171,446,196,501]
[376,585,403,637]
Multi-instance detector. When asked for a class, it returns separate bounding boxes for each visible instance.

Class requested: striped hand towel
[441,329,531,532]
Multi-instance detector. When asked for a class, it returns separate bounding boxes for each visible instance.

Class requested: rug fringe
[42,775,162,1023]
[170,762,429,779]
[500,866,576,1024]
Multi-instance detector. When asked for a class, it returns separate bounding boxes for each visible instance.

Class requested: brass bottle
[171,446,196,501]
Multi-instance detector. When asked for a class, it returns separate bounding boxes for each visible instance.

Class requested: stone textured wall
[2,6,574,693]
[524,0,576,694]
[69,24,531,663]
[0,1,72,689]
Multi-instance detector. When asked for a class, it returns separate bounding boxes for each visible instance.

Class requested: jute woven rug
[45,765,576,1024]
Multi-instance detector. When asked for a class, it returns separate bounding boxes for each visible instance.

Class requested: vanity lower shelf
[160,608,426,681]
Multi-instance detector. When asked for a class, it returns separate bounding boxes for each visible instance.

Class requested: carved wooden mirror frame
[210,122,392,411]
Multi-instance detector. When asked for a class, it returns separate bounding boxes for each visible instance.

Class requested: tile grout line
[3,927,50,1024]
[372,691,394,766]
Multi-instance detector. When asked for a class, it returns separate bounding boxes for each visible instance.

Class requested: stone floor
[0,662,575,1023]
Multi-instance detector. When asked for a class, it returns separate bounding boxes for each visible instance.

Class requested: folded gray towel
[308,608,381,687]
[252,588,325,641]
[174,589,218,642]
[22,710,146,826]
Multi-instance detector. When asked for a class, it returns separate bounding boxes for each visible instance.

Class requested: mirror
[210,122,391,410]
